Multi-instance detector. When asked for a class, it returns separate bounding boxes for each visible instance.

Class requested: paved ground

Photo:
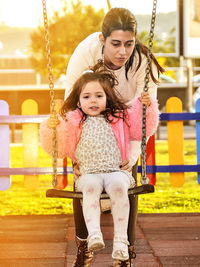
[0,213,200,267]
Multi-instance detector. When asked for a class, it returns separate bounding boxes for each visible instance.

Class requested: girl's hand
[47,114,60,129]
[120,159,132,172]
[73,162,81,180]
[140,92,151,107]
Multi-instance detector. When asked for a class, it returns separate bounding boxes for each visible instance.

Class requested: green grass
[0,140,199,215]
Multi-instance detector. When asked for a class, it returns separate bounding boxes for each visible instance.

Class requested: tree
[29,0,105,78]
[137,30,163,53]
[138,27,179,80]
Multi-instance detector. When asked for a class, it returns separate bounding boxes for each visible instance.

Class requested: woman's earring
[102,46,105,66]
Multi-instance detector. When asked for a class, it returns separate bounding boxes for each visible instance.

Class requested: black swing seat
[46,184,154,199]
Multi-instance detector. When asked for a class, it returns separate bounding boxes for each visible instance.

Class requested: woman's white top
[65,32,158,102]
[65,32,158,165]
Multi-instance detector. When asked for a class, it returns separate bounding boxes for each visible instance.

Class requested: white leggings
[76,171,130,240]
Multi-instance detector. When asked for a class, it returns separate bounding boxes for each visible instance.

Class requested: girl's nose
[91,97,96,102]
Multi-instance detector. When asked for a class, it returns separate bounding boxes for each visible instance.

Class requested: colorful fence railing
[0,97,200,191]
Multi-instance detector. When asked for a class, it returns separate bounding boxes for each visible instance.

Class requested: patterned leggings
[76,171,130,240]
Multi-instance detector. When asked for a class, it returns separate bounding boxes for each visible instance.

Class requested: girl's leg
[113,163,138,266]
[104,172,130,261]
[76,173,105,251]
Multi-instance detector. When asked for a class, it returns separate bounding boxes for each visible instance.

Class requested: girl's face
[100,30,135,70]
[79,81,107,116]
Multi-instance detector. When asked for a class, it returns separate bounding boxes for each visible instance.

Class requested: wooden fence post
[166,97,185,187]
[196,98,200,184]
[0,100,11,190]
[22,99,39,189]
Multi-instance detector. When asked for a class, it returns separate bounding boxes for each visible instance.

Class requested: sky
[0,0,177,28]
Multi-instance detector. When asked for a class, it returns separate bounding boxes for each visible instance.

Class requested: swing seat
[46,184,154,199]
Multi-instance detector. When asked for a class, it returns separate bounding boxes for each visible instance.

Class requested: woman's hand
[120,159,132,172]
[140,92,151,107]
[73,162,81,180]
[47,114,60,129]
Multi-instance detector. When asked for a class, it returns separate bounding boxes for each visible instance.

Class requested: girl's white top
[75,116,122,174]
[75,115,135,186]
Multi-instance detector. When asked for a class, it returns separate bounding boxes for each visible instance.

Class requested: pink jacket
[39,98,159,162]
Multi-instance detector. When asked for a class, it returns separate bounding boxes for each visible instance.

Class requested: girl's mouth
[90,107,98,110]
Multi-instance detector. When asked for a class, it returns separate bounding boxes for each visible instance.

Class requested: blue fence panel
[196,98,200,184]
[160,112,200,121]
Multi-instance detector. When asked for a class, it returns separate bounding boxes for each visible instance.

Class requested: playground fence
[0,97,200,191]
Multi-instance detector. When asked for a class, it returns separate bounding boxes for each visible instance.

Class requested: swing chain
[141,0,157,185]
[42,0,157,188]
[42,0,57,188]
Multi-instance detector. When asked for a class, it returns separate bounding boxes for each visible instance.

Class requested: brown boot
[129,245,136,265]
[113,246,136,267]
[113,259,130,267]
[72,237,94,267]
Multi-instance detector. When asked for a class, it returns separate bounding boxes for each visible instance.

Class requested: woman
[64,7,164,267]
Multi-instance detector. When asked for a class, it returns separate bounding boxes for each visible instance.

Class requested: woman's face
[100,30,135,70]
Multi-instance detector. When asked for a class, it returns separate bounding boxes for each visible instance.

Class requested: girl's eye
[97,95,103,98]
[83,96,89,99]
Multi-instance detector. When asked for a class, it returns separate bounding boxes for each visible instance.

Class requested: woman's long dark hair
[61,61,128,122]
[101,7,165,82]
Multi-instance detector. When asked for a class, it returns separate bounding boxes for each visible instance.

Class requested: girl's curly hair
[61,60,128,122]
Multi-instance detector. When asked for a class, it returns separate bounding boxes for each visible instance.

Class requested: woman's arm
[64,33,101,100]
[134,56,158,99]
[127,96,159,141]
[65,47,90,100]
[127,56,159,165]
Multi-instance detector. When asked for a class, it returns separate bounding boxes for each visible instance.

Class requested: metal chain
[141,0,157,185]
[42,0,57,188]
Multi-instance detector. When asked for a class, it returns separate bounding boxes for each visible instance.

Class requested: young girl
[39,67,159,262]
